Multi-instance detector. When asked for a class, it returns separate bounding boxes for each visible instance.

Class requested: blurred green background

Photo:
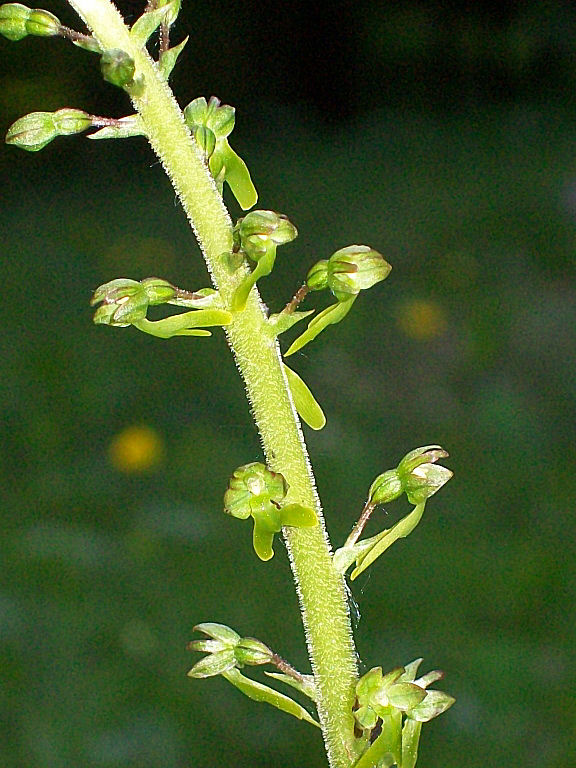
[1,1,575,767]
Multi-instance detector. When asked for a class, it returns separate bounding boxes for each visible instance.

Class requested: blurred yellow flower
[396,299,447,340]
[108,424,164,473]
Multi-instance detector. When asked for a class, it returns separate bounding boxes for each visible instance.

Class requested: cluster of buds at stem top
[230,210,298,311]
[284,245,391,356]
[90,277,232,339]
[183,96,257,210]
[224,462,316,561]
[188,623,273,678]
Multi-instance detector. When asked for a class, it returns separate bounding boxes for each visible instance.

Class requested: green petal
[283,364,326,430]
[193,623,241,645]
[284,296,355,357]
[132,308,231,338]
[231,253,275,312]
[187,649,236,678]
[217,139,258,210]
[222,668,320,727]
[252,522,275,561]
[402,718,422,768]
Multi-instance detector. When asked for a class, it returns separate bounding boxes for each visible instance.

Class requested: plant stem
[67,1,359,765]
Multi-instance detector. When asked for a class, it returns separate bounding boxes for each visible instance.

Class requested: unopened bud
[305,260,329,291]
[0,3,60,41]
[368,469,403,506]
[5,108,91,151]
[234,637,273,666]
[100,48,135,88]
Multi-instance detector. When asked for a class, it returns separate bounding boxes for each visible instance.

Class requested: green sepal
[193,622,241,645]
[265,672,317,701]
[284,296,356,357]
[266,309,314,338]
[157,35,188,79]
[88,115,146,140]
[131,308,232,339]
[212,138,258,210]
[401,718,422,768]
[230,251,275,312]
[349,503,426,580]
[188,649,236,678]
[221,668,320,728]
[406,689,455,722]
[129,2,178,47]
[283,363,326,430]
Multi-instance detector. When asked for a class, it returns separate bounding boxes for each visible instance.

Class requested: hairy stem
[67,1,359,764]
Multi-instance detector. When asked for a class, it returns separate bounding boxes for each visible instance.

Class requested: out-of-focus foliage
[1,2,575,767]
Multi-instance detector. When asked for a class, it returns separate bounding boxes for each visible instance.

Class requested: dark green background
[1,1,575,767]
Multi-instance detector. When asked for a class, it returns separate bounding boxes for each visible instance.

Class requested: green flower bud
[5,108,91,152]
[368,469,403,506]
[140,277,178,305]
[234,637,273,667]
[397,445,452,505]
[100,48,135,88]
[305,259,329,291]
[52,108,93,135]
[0,3,60,41]
[326,245,391,301]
